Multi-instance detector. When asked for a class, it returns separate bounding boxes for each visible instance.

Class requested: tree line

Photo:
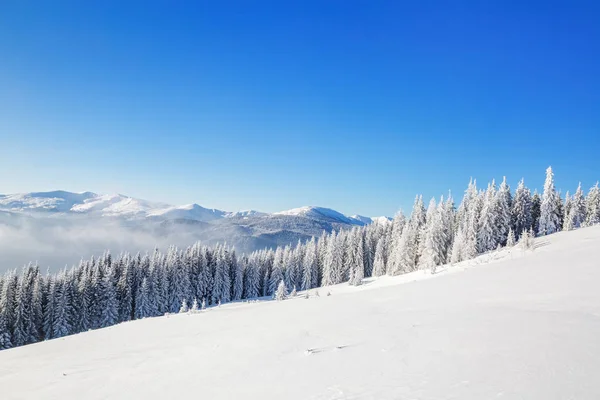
[1,166,599,350]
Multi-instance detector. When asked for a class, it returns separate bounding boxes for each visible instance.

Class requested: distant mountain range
[0,190,387,225]
[0,191,391,270]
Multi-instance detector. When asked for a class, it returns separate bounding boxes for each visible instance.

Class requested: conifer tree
[387,211,406,274]
[190,298,199,313]
[495,177,512,246]
[419,198,448,273]
[506,228,516,247]
[212,246,232,305]
[348,228,365,286]
[99,269,118,328]
[134,277,150,320]
[478,182,498,253]
[179,299,189,313]
[52,271,72,338]
[539,166,561,235]
[0,273,14,350]
[275,280,288,301]
[323,230,344,285]
[531,190,541,235]
[511,179,532,238]
[372,238,387,277]
[243,257,261,299]
[230,249,244,301]
[585,183,600,226]
[268,247,285,296]
[301,237,318,291]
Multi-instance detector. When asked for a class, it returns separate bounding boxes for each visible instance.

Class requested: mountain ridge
[0,190,390,224]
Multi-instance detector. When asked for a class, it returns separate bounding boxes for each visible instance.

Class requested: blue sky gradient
[1,1,599,216]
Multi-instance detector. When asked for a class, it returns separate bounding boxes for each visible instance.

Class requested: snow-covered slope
[275,206,362,225]
[147,203,226,222]
[348,214,392,225]
[3,226,600,400]
[0,191,97,213]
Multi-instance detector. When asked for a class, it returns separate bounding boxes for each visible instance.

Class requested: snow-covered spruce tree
[99,268,118,328]
[167,246,192,313]
[212,246,232,305]
[363,226,377,277]
[0,273,14,350]
[301,237,318,291]
[506,228,516,247]
[268,247,285,296]
[417,196,436,265]
[512,179,533,238]
[585,183,600,226]
[419,198,448,273]
[275,280,288,301]
[323,230,344,286]
[563,191,573,231]
[292,241,305,290]
[134,277,150,320]
[399,220,420,274]
[348,227,365,286]
[13,266,36,347]
[242,256,261,300]
[463,192,481,261]
[316,230,328,286]
[538,166,562,236]
[566,183,587,230]
[75,264,92,332]
[450,226,466,264]
[230,249,244,302]
[387,211,406,275]
[339,230,351,282]
[52,270,72,339]
[456,179,477,231]
[42,274,56,340]
[0,306,11,350]
[478,182,498,253]
[179,299,189,314]
[372,237,387,277]
[557,190,565,231]
[495,177,512,246]
[260,249,274,297]
[282,245,295,292]
[531,190,541,235]
[519,229,534,250]
[117,255,134,323]
[190,298,199,313]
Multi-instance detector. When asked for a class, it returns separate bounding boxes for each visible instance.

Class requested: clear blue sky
[1,1,599,217]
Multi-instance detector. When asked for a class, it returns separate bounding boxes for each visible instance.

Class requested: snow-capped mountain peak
[0,190,387,227]
[274,206,363,225]
[147,203,226,222]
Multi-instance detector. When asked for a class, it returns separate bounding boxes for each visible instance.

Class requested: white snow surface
[4,227,599,399]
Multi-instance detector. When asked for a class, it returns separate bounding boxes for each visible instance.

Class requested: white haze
[0,218,198,273]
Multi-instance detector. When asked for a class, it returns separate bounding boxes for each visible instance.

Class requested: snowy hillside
[2,226,600,400]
